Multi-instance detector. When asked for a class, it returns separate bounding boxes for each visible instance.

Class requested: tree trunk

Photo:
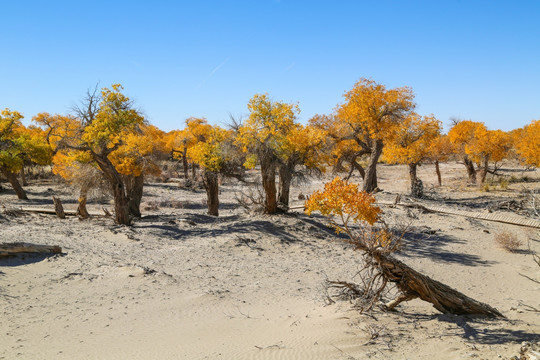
[92,155,130,225]
[375,252,503,317]
[278,165,293,209]
[191,161,197,179]
[20,167,28,186]
[76,183,90,219]
[363,140,383,193]
[353,161,366,180]
[463,156,477,184]
[409,163,423,198]
[260,152,278,214]
[0,166,28,200]
[52,197,66,219]
[479,155,489,184]
[112,180,131,225]
[126,174,144,218]
[203,170,219,216]
[435,160,442,186]
[182,147,189,180]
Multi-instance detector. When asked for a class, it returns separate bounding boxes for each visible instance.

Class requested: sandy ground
[1,162,539,359]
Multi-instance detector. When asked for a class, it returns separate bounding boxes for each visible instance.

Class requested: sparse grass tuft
[495,231,522,252]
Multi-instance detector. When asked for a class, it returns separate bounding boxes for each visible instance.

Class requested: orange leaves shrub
[306,177,381,228]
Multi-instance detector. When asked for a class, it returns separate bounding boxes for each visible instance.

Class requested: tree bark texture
[20,167,28,186]
[182,147,189,180]
[409,163,423,198]
[52,197,66,219]
[435,160,442,186]
[0,243,62,258]
[278,165,293,208]
[260,151,278,214]
[203,170,219,216]
[463,156,477,184]
[363,140,384,193]
[92,154,131,225]
[76,184,90,219]
[0,166,28,200]
[125,174,144,218]
[479,156,489,184]
[375,252,503,317]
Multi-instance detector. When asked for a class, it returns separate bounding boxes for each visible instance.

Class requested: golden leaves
[305,177,381,227]
[515,119,540,166]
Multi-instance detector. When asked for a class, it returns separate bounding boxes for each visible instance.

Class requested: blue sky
[1,0,539,132]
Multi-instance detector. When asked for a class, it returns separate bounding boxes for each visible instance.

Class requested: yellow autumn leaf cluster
[515,119,540,166]
[305,177,381,228]
[383,113,441,165]
[337,78,415,140]
[187,125,232,172]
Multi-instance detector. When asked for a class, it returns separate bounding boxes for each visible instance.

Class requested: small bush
[495,231,522,252]
[499,178,509,190]
[482,184,490,192]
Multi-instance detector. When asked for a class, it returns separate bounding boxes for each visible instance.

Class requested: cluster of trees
[1,80,539,225]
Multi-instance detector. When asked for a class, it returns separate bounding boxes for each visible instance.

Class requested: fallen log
[0,243,62,258]
[375,253,504,317]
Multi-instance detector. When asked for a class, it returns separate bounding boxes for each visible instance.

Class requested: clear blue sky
[1,0,539,132]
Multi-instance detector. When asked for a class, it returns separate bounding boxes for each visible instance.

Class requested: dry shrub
[142,200,185,211]
[495,231,522,252]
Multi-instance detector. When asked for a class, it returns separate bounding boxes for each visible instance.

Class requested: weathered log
[0,243,62,258]
[52,197,66,219]
[375,253,504,317]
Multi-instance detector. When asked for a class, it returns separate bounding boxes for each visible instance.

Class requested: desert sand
[1,162,539,359]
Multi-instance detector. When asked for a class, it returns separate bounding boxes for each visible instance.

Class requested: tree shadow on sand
[397,312,539,345]
[134,213,308,244]
[398,229,496,267]
[0,253,64,268]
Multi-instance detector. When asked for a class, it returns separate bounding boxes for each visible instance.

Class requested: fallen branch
[0,242,62,258]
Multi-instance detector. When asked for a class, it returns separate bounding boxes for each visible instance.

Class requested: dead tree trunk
[203,170,219,216]
[182,148,189,180]
[374,252,504,317]
[409,163,423,198]
[435,160,442,186]
[0,166,28,200]
[0,243,62,258]
[52,197,66,219]
[76,185,90,219]
[363,140,383,193]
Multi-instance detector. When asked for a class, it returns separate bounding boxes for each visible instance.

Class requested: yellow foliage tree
[515,120,540,167]
[36,85,149,224]
[449,120,511,184]
[426,134,454,186]
[166,117,213,180]
[187,125,237,216]
[336,78,416,192]
[383,113,441,196]
[236,93,300,213]
[1,109,51,199]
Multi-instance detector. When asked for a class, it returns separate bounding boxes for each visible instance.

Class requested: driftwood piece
[376,253,504,317]
[52,197,66,219]
[0,242,62,258]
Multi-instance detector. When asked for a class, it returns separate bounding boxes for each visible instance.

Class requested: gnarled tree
[336,78,416,192]
[236,94,300,214]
